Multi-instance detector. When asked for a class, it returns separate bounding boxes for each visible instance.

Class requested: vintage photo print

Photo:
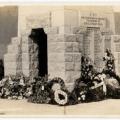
[0,2,120,117]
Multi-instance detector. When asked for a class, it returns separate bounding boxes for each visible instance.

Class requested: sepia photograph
[0,2,120,117]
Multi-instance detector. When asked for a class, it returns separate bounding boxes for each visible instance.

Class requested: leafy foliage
[1,49,120,105]
[28,75,51,104]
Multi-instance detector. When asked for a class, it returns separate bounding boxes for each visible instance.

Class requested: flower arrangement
[0,49,120,106]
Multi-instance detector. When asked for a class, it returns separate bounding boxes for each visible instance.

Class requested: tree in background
[0,59,4,80]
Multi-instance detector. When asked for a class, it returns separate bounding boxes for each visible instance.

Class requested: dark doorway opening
[29,28,48,77]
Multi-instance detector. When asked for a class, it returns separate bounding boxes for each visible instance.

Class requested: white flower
[41,85,44,90]
[52,83,61,91]
[54,89,68,105]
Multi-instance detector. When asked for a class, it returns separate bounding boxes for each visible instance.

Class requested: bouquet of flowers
[28,75,51,104]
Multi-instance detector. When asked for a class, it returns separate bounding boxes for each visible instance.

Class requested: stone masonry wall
[111,35,120,75]
[47,34,66,80]
[82,28,105,72]
[4,37,22,75]
[21,12,51,77]
[64,34,82,82]
[4,8,115,92]
[48,32,82,91]
[21,32,30,77]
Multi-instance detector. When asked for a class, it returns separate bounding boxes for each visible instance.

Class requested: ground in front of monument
[0,99,119,116]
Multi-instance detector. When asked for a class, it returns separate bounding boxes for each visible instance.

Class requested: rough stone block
[4,54,17,62]
[115,43,120,52]
[65,53,73,62]
[29,69,39,77]
[76,34,84,42]
[30,61,39,69]
[48,71,65,80]
[48,62,65,72]
[22,62,29,69]
[17,54,22,62]
[30,53,39,61]
[65,71,74,83]
[5,69,16,76]
[64,10,78,26]
[73,71,81,79]
[22,34,33,45]
[11,37,21,45]
[66,83,75,92]
[73,42,80,52]
[61,26,69,34]
[48,53,65,62]
[65,71,81,83]
[74,62,81,71]
[7,44,20,53]
[22,43,29,53]
[65,42,73,52]
[65,34,76,42]
[16,61,22,70]
[22,53,29,62]
[22,69,30,77]
[4,35,22,76]
[65,62,74,71]
[34,44,39,52]
[79,44,83,52]
[4,61,21,71]
[74,53,81,62]
[72,27,81,34]
[16,70,23,74]
[48,42,65,52]
[59,26,65,34]
[4,62,17,69]
[22,35,29,44]
[48,34,64,42]
[28,46,34,55]
[72,27,86,34]
[44,27,59,34]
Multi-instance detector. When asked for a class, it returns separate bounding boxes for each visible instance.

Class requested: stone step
[7,44,20,53]
[4,68,16,76]
[4,53,20,62]
[4,61,18,69]
[4,36,22,76]
[11,37,21,45]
